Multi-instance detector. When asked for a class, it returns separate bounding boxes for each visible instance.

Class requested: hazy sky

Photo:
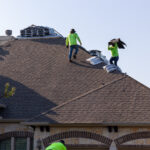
[0,0,150,87]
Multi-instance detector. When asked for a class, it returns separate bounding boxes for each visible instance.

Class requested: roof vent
[5,30,12,36]
[17,25,63,39]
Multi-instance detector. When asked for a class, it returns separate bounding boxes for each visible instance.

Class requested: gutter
[21,122,150,127]
[0,119,25,123]
[21,122,49,126]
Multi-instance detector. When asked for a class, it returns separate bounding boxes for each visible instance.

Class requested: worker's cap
[70,29,76,33]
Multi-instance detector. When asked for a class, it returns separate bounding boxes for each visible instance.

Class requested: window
[0,132,33,150]
[0,138,11,150]
[15,138,27,150]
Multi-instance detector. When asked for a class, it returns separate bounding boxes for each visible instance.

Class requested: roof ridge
[27,74,127,122]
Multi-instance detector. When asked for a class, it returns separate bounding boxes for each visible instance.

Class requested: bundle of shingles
[103,64,122,73]
[20,25,50,37]
[86,50,109,65]
[86,50,122,73]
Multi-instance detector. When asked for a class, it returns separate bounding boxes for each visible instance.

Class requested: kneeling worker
[66,29,82,62]
[45,140,67,150]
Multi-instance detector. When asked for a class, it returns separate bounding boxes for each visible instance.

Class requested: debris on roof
[89,50,101,57]
[87,49,109,65]
[17,25,63,39]
[86,49,122,72]
[86,56,104,65]
[103,64,122,73]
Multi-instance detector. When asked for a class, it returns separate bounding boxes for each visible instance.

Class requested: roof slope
[0,37,149,124]
[28,76,150,124]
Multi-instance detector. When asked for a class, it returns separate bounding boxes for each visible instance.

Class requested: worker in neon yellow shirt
[45,140,67,150]
[108,42,119,66]
[108,38,126,66]
[66,29,82,62]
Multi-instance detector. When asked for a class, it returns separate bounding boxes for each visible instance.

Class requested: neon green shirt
[66,33,81,46]
[108,43,119,57]
[45,142,67,150]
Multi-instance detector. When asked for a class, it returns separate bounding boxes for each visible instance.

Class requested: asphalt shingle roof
[0,37,149,124]
[28,75,150,124]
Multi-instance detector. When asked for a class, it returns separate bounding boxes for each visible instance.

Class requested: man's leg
[110,57,114,64]
[114,56,119,66]
[69,46,74,61]
[73,45,79,59]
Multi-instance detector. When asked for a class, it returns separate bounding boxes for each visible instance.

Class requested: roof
[0,37,149,125]
[28,75,150,125]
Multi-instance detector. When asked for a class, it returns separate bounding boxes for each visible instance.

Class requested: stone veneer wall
[0,123,33,133]
[1,124,150,150]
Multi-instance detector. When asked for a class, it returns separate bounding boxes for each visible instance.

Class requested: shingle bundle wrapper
[88,50,109,65]
[86,56,104,65]
[103,64,122,73]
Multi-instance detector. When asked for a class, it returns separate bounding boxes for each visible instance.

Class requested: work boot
[69,59,72,63]
[73,54,76,59]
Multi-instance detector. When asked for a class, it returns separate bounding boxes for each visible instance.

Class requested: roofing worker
[108,41,119,66]
[108,38,126,66]
[66,29,82,62]
[45,140,67,150]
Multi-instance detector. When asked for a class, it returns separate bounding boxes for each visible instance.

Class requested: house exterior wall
[32,126,150,150]
[1,123,150,150]
[0,123,32,133]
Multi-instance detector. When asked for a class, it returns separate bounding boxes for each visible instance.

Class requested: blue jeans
[110,56,119,66]
[69,45,79,60]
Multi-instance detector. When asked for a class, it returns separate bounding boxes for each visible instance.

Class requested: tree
[0,82,16,99]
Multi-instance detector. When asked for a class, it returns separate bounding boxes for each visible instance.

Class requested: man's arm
[76,33,82,45]
[66,37,69,47]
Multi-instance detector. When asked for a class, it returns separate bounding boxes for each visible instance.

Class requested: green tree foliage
[0,82,16,99]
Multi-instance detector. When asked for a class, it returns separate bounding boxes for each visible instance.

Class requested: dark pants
[110,56,119,66]
[69,45,79,60]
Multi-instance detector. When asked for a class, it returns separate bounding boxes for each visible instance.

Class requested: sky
[0,0,150,87]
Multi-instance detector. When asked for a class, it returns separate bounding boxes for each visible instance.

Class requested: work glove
[66,45,69,48]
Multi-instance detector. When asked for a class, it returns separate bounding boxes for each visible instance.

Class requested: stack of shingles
[103,64,122,73]
[20,26,50,37]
